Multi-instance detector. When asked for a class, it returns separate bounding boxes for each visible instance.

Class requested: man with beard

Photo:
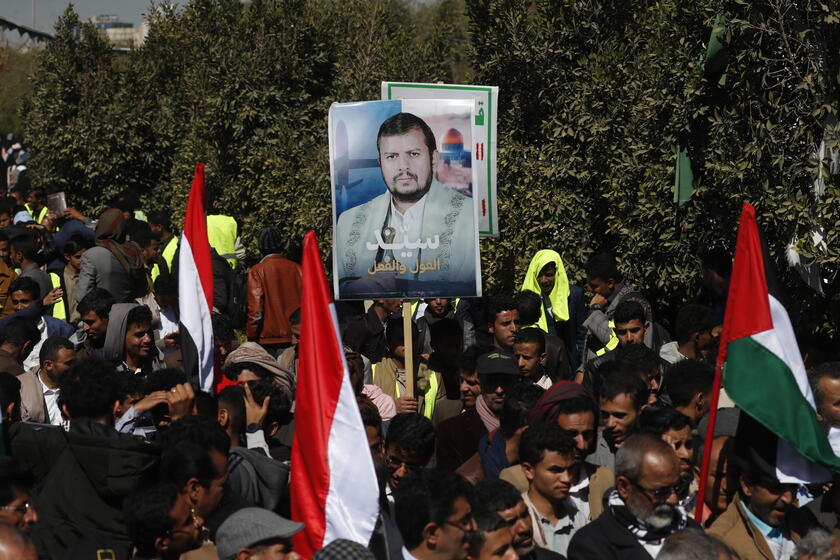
[393,469,477,560]
[473,479,565,559]
[335,112,477,296]
[19,336,75,424]
[520,423,587,557]
[568,434,697,559]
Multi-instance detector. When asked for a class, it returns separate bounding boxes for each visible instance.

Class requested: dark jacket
[562,285,588,373]
[343,306,387,364]
[227,446,290,516]
[45,314,75,339]
[10,419,159,559]
[544,332,572,383]
[435,407,487,471]
[246,254,302,345]
[567,505,701,560]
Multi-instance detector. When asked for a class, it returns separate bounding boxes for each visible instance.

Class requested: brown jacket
[708,499,820,560]
[246,254,302,345]
[499,462,615,520]
[0,262,17,318]
[19,369,48,424]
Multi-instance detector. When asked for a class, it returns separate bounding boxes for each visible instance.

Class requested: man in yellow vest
[581,252,634,369]
[371,316,442,421]
[205,197,244,269]
[148,211,179,281]
[49,237,90,323]
[24,187,48,225]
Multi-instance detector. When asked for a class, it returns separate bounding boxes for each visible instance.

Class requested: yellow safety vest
[595,319,620,356]
[49,272,66,321]
[24,204,48,224]
[372,363,439,420]
[206,215,238,269]
[151,235,180,282]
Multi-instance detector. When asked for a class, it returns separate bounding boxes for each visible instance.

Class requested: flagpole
[402,301,415,399]
[694,359,724,520]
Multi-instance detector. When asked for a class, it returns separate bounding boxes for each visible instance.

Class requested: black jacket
[567,506,701,560]
[10,419,159,559]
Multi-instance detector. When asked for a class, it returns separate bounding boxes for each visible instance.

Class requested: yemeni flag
[178,163,215,393]
[291,231,379,557]
[717,203,840,479]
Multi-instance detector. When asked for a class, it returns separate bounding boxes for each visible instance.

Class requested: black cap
[476,350,520,376]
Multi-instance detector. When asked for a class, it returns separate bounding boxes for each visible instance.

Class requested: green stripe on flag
[725,336,840,470]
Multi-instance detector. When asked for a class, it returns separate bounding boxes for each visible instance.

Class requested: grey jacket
[76,246,132,303]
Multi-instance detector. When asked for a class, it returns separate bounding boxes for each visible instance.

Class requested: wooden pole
[402,301,415,399]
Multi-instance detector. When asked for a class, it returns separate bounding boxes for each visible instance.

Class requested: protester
[0,523,36,560]
[10,356,160,558]
[480,383,544,479]
[416,298,459,356]
[73,288,114,360]
[657,528,733,560]
[582,252,633,357]
[519,423,586,556]
[514,327,553,389]
[18,336,74,424]
[589,365,649,468]
[472,507,519,560]
[473,479,564,559]
[659,359,714,425]
[0,456,38,533]
[52,236,90,323]
[124,481,206,560]
[0,317,40,376]
[7,277,74,370]
[103,304,159,376]
[215,506,303,560]
[615,343,663,405]
[521,249,588,373]
[516,290,572,383]
[809,362,840,428]
[384,412,436,496]
[246,226,302,357]
[372,317,441,419]
[501,382,614,520]
[343,299,402,364]
[435,347,488,471]
[475,350,522,435]
[76,208,145,303]
[9,235,51,301]
[708,414,822,560]
[659,304,715,364]
[568,434,698,559]
[147,210,179,280]
[636,406,696,509]
[393,468,476,560]
[486,296,520,354]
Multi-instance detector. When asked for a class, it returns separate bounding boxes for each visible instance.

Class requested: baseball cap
[216,508,304,560]
[476,350,520,376]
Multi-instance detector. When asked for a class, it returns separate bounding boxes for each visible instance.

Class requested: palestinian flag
[178,163,215,393]
[719,202,840,480]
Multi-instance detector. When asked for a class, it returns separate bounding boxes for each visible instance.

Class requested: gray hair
[615,433,675,480]
[794,528,840,560]
[658,529,732,559]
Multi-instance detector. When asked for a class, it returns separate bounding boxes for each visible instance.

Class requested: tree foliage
[19,0,840,332]
[467,0,840,332]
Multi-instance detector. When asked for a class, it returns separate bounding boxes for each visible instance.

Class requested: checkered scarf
[606,488,687,543]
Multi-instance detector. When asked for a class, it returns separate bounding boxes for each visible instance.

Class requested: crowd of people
[0,140,838,560]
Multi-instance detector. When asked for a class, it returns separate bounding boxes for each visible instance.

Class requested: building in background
[89,15,147,48]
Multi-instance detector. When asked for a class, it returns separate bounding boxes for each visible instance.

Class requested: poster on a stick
[382,81,499,237]
[330,99,482,301]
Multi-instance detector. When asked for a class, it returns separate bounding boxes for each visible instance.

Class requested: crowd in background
[0,139,837,560]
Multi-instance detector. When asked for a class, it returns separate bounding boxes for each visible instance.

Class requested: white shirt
[37,370,61,425]
[522,491,588,556]
[536,373,553,390]
[158,307,179,356]
[402,547,421,560]
[569,469,591,521]
[23,318,47,372]
[388,195,428,260]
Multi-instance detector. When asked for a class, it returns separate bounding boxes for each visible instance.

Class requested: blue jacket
[45,315,75,339]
